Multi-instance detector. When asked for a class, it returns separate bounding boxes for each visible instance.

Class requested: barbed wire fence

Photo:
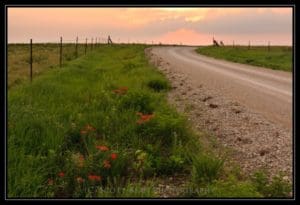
[27,36,111,82]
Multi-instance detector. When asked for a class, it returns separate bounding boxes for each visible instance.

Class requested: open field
[8,43,89,89]
[196,46,292,72]
[7,44,291,198]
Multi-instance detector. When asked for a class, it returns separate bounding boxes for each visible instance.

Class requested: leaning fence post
[75,36,78,58]
[85,38,87,55]
[30,39,33,82]
[59,37,62,67]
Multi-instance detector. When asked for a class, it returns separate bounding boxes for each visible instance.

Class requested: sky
[7,7,293,45]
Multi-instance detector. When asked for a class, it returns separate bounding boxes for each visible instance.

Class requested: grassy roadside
[8,45,291,198]
[196,46,292,72]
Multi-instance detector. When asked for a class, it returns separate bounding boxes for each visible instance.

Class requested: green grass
[196,46,292,72]
[8,44,291,198]
[8,43,91,89]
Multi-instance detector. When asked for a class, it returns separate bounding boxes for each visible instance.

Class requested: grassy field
[8,43,90,89]
[8,44,291,198]
[196,46,292,72]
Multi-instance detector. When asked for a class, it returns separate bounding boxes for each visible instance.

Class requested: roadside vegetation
[8,44,291,198]
[196,46,292,72]
[8,43,87,89]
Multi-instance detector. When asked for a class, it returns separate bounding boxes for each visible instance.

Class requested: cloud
[7,8,292,44]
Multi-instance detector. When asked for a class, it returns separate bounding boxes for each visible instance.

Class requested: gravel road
[150,46,292,130]
[146,46,293,184]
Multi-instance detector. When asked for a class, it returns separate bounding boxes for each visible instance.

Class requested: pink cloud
[154,29,212,45]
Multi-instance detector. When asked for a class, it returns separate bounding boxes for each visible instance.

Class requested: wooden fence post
[59,37,62,68]
[85,38,87,55]
[75,36,78,58]
[248,41,250,50]
[30,39,33,82]
[268,41,270,52]
[91,38,93,50]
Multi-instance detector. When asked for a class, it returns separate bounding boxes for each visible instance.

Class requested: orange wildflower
[80,124,96,135]
[85,124,96,132]
[58,172,65,177]
[88,174,102,182]
[113,86,128,95]
[96,145,109,152]
[137,113,155,124]
[103,160,111,169]
[111,153,118,160]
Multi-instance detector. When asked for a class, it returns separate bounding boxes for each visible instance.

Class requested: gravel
[145,47,293,184]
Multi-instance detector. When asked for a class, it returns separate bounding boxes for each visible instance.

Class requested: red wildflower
[47,178,54,185]
[137,113,155,124]
[111,153,118,160]
[103,160,111,169]
[58,172,65,177]
[76,177,85,183]
[96,145,109,152]
[88,174,102,182]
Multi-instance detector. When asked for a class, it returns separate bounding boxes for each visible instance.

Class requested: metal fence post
[85,38,87,55]
[59,37,62,67]
[75,36,78,58]
[30,39,33,82]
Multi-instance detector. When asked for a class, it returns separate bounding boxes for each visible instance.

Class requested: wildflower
[88,174,102,182]
[103,160,111,169]
[78,155,84,167]
[111,153,118,160]
[76,177,85,183]
[85,124,96,132]
[80,124,96,135]
[47,178,54,185]
[58,172,65,177]
[119,86,128,91]
[136,113,155,124]
[96,145,109,152]
[112,86,128,95]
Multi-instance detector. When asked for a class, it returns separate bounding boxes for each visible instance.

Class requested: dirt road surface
[146,46,293,184]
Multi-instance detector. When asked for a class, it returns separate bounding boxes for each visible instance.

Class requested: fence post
[85,38,87,55]
[30,39,33,82]
[268,41,270,52]
[248,40,250,50]
[59,37,62,68]
[233,40,235,48]
[91,38,93,50]
[75,36,78,58]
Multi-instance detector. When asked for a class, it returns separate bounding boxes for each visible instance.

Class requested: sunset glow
[7,7,293,45]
